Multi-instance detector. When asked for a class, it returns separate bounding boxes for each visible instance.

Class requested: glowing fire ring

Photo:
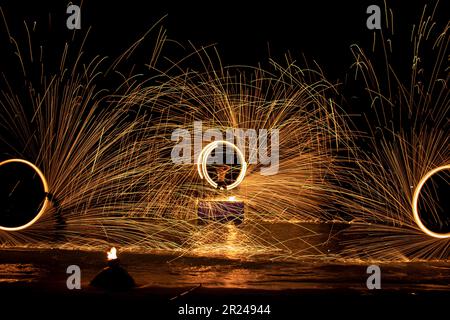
[197,141,247,190]
[412,164,450,239]
[0,159,49,231]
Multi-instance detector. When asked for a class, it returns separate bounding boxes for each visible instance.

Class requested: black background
[0,0,441,81]
[1,0,446,134]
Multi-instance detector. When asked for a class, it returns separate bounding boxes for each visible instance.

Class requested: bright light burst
[197,140,247,190]
[107,247,118,260]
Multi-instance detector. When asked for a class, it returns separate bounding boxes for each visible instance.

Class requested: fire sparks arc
[412,164,450,239]
[197,140,247,190]
[0,159,49,231]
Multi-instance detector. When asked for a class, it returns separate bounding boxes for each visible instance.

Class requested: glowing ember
[228,196,237,202]
[107,247,117,260]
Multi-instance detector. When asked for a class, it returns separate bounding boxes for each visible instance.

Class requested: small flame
[107,247,117,260]
[228,196,237,202]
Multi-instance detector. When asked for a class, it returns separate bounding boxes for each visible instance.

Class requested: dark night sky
[0,0,447,141]
[0,0,441,81]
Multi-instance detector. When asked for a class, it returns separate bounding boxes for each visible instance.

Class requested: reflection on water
[164,260,450,291]
[185,221,341,261]
[0,248,449,291]
[0,221,449,292]
[125,251,450,291]
[0,264,43,283]
[188,223,269,260]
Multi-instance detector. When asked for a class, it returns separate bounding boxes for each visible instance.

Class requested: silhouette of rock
[90,259,135,291]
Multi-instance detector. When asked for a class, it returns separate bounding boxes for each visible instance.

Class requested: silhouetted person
[215,164,231,190]
[45,192,65,242]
